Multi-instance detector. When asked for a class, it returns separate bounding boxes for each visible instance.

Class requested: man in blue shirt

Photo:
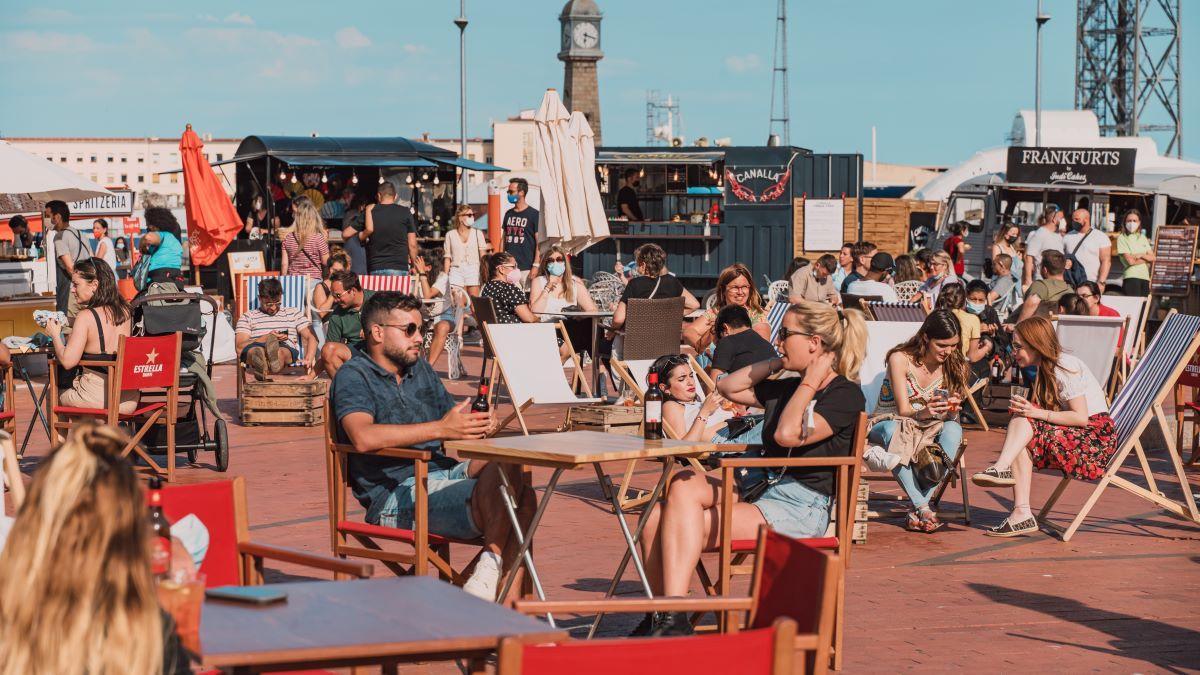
[333,292,533,602]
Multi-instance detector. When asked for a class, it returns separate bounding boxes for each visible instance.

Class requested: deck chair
[0,365,15,438]
[486,322,601,434]
[863,300,926,322]
[50,333,183,481]
[765,301,791,346]
[1104,294,1151,381]
[841,294,882,314]
[323,400,486,584]
[1054,314,1127,399]
[359,274,413,294]
[515,525,842,674]
[162,476,371,587]
[620,296,686,360]
[1037,311,1200,542]
[234,274,312,389]
[861,321,973,522]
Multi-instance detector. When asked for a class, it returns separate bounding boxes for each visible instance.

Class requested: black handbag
[701,443,785,504]
[913,444,952,492]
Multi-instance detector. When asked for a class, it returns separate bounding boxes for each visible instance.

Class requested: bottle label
[151,536,171,576]
[645,401,661,424]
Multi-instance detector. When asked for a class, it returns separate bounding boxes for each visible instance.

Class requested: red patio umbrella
[180,123,242,273]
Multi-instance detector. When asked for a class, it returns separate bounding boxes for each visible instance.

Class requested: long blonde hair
[453,204,474,229]
[0,424,164,675]
[537,243,577,303]
[290,196,325,249]
[787,301,868,382]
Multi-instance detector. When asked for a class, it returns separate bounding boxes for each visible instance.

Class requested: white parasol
[533,89,609,255]
[568,110,610,248]
[0,140,112,202]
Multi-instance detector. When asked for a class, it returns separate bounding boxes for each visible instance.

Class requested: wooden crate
[853,480,870,544]
[239,378,328,427]
[566,403,644,436]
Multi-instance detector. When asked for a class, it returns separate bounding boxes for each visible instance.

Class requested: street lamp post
[1035,0,1051,146]
[455,2,469,203]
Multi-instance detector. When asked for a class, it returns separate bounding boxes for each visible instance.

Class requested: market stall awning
[423,156,507,172]
[596,149,725,165]
[272,154,437,168]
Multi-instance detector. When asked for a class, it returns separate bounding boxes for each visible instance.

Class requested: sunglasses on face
[777,327,816,341]
[547,256,565,263]
[379,322,421,338]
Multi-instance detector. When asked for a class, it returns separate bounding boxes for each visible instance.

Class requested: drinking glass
[157,569,205,655]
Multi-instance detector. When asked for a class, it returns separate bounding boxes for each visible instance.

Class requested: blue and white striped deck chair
[766,301,791,347]
[241,274,310,365]
[1038,311,1200,541]
[864,301,926,323]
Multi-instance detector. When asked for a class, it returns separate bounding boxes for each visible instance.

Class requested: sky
[1,0,1195,167]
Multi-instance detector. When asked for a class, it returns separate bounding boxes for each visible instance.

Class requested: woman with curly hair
[139,206,185,288]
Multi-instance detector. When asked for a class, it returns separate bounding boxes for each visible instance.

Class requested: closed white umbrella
[534,89,574,251]
[0,141,112,202]
[568,110,610,248]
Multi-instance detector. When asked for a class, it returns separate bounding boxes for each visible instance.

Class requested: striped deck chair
[864,301,926,322]
[359,274,413,295]
[765,301,791,345]
[237,274,310,364]
[1038,312,1200,541]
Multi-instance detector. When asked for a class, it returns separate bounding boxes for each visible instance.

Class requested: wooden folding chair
[485,322,601,435]
[1104,294,1151,384]
[1054,314,1127,401]
[50,333,183,481]
[323,400,485,584]
[863,300,926,323]
[1038,311,1200,541]
[231,270,278,322]
[359,274,413,294]
[1173,351,1200,466]
[162,476,371,587]
[764,301,791,345]
[0,364,15,437]
[234,273,313,401]
[514,526,840,675]
[840,294,881,315]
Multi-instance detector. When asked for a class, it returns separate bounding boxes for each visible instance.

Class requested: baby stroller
[131,290,229,472]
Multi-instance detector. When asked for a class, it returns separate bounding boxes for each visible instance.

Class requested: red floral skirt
[1028,413,1117,480]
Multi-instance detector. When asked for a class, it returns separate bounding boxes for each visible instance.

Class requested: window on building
[216,153,224,161]
[120,174,127,182]
[107,156,113,163]
[137,155,144,163]
[152,174,160,184]
[169,174,178,184]
[59,157,67,163]
[137,175,145,183]
[120,156,127,163]
[170,152,178,162]
[75,156,83,163]
[90,174,98,182]
[152,153,160,163]
[107,174,115,183]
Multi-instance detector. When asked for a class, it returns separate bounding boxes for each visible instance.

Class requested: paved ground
[11,346,1200,673]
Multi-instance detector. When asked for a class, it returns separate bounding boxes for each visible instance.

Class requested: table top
[199,577,564,670]
[533,310,613,318]
[448,430,714,468]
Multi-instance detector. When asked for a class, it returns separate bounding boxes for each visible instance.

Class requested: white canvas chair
[485,321,601,434]
[1054,314,1127,400]
[1038,311,1200,541]
[1104,295,1151,376]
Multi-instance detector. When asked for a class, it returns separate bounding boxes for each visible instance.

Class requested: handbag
[913,443,952,492]
[132,254,152,291]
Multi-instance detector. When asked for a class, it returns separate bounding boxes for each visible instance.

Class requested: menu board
[1150,225,1198,297]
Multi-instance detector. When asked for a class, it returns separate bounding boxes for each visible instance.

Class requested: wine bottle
[472,382,490,413]
[644,372,663,440]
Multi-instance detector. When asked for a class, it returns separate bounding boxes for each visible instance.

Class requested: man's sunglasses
[379,322,422,338]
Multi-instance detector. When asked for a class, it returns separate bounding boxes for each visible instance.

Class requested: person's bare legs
[640,502,666,594]
[466,462,536,602]
[466,285,480,298]
[1008,448,1035,522]
[994,416,1035,470]
[427,320,452,366]
[319,342,352,379]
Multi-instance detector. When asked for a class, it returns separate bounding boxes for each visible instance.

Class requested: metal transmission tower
[1075,0,1183,157]
[645,91,682,146]
[768,0,790,145]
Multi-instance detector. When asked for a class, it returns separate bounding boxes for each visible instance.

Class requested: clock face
[572,21,599,49]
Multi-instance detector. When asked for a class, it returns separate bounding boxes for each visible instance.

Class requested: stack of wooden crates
[853,480,870,544]
[239,378,328,427]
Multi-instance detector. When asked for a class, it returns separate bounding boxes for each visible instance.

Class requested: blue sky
[1,1,1194,166]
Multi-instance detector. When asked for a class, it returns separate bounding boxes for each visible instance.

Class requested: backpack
[1063,230,1096,287]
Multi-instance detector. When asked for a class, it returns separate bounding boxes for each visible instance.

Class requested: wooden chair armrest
[330,443,433,462]
[75,359,118,370]
[717,456,858,468]
[238,541,374,578]
[511,597,753,616]
[794,633,821,650]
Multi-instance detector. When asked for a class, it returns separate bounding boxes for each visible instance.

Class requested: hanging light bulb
[290,172,298,184]
[421,172,429,181]
[278,168,287,181]
[414,181,422,189]
[320,171,328,184]
[350,171,359,185]
[433,175,440,185]
[672,169,679,182]
[378,174,385,184]
[405,174,413,185]
[638,166,645,178]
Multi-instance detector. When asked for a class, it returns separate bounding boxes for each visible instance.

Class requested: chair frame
[485,320,596,435]
[323,400,485,584]
[49,333,182,481]
[0,365,15,438]
[862,300,927,323]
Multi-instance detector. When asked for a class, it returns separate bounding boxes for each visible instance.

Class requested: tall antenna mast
[768,0,790,145]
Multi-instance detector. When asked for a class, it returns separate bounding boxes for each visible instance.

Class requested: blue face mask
[965,301,986,314]
[547,261,566,277]
[507,194,518,204]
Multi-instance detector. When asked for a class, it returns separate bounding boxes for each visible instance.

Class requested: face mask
[116,242,125,250]
[505,269,522,285]
[507,194,518,204]
[1124,221,1139,233]
[463,215,475,227]
[1056,219,1066,232]
[1069,220,1084,232]
[966,301,986,314]
[1005,235,1019,244]
[547,262,566,277]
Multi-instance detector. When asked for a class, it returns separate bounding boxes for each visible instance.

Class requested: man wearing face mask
[243,195,272,240]
[617,168,645,222]
[1115,208,1153,296]
[1022,209,1065,288]
[1062,208,1111,289]
[503,178,540,288]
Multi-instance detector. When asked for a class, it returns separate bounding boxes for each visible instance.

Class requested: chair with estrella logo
[50,333,183,481]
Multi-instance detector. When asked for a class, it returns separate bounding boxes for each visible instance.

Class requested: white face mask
[1124,221,1139,233]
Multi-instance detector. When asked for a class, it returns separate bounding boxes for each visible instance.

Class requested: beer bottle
[644,372,664,440]
[148,477,172,579]
[472,382,490,414]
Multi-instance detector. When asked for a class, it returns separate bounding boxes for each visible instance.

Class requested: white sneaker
[463,551,502,602]
[863,445,901,472]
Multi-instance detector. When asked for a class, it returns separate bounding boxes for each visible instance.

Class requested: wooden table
[10,349,52,455]
[448,430,715,635]
[198,576,565,673]
[533,310,613,394]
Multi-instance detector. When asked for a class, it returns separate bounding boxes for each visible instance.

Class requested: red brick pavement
[10,347,1200,673]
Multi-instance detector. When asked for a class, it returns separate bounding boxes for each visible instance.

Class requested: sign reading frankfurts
[1005,147,1136,187]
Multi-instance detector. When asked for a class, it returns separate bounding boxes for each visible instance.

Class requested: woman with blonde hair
[972,316,1116,537]
[915,250,958,307]
[684,263,769,354]
[444,204,490,297]
[0,423,189,674]
[631,301,867,637]
[281,196,330,281]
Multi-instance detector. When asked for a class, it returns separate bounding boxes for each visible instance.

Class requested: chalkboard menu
[1150,225,1198,297]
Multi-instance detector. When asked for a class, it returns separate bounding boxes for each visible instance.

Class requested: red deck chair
[161,477,372,587]
[514,526,840,675]
[50,333,183,481]
[0,365,15,437]
[498,617,798,675]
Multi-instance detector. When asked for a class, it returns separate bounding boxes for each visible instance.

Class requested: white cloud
[24,8,76,22]
[335,27,372,49]
[725,53,762,74]
[224,12,254,25]
[186,27,319,51]
[6,30,95,52]
[401,43,427,55]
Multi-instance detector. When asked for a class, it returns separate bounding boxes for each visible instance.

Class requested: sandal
[983,516,1039,537]
[906,508,944,533]
[972,466,1015,487]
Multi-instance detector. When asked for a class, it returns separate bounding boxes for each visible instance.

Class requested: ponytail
[836,308,868,382]
[786,301,868,382]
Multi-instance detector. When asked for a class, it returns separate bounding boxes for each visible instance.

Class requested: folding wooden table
[447,430,714,633]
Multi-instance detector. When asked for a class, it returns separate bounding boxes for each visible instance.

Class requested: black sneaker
[650,611,695,637]
[629,612,659,637]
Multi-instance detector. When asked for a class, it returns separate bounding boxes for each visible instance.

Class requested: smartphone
[205,585,288,605]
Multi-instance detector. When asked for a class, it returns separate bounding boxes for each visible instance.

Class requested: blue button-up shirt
[332,350,456,508]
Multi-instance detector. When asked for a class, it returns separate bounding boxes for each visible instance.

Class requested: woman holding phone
[971,316,1115,537]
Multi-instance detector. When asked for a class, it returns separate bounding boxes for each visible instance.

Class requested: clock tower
[558,0,603,144]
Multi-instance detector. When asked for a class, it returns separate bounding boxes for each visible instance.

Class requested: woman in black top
[481,252,571,360]
[632,300,867,637]
[610,243,699,332]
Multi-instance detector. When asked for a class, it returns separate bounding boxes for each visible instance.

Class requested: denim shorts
[373,268,409,276]
[367,461,481,541]
[752,476,833,539]
[239,342,299,362]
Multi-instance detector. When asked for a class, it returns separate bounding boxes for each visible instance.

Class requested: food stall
[582,145,863,291]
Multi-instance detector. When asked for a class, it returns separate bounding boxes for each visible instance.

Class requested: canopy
[533,89,609,255]
[180,125,244,267]
[272,154,437,168]
[428,156,507,172]
[596,149,725,165]
[0,140,112,202]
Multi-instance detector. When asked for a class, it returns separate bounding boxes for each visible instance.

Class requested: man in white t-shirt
[846,252,900,303]
[1023,212,1065,287]
[1062,209,1112,289]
